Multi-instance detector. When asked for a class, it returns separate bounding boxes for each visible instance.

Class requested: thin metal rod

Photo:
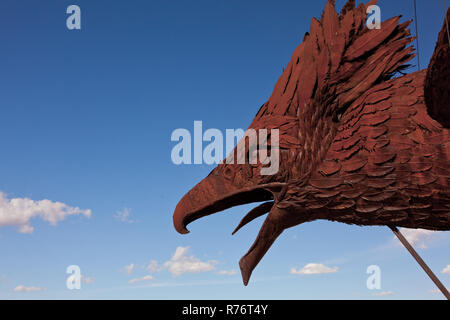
[413,0,421,70]
[444,0,450,46]
[389,226,450,300]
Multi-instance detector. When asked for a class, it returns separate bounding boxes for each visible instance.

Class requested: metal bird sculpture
[173,0,450,287]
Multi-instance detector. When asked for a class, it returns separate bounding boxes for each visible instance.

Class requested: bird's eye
[223,167,234,180]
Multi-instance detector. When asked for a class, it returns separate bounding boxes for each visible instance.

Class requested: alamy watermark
[366,5,381,30]
[170,121,279,175]
[66,265,82,290]
[66,5,81,30]
[366,265,381,290]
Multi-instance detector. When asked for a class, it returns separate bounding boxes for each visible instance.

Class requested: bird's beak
[173,166,284,235]
[173,163,290,285]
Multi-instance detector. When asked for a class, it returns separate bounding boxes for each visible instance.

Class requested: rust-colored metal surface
[173,0,450,285]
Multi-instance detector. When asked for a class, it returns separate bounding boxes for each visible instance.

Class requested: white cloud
[81,276,94,284]
[163,246,216,276]
[290,263,338,275]
[125,247,218,280]
[114,208,135,223]
[129,275,153,284]
[124,263,135,275]
[395,228,440,249]
[441,265,450,274]
[0,191,91,234]
[146,260,159,273]
[13,285,46,293]
[429,287,450,294]
[373,291,394,297]
[217,270,237,276]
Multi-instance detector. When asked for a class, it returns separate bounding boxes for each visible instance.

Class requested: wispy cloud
[441,265,450,274]
[142,279,244,288]
[81,276,94,284]
[429,287,450,294]
[0,191,91,234]
[145,260,159,273]
[163,247,217,276]
[13,285,46,293]
[394,228,440,249]
[114,208,135,223]
[217,269,237,276]
[128,275,153,284]
[124,263,135,275]
[373,291,394,297]
[290,263,338,275]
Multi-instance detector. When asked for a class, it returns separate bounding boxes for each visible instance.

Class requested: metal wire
[414,0,421,70]
[444,0,450,46]
[390,226,450,300]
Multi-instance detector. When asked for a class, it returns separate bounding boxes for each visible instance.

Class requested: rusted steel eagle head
[173,0,450,285]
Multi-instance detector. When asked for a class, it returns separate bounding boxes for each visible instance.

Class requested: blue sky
[0,0,449,299]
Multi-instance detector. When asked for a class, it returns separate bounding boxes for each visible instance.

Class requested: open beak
[173,166,287,284]
[173,167,284,234]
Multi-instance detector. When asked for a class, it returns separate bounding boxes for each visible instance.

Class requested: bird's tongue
[232,201,274,235]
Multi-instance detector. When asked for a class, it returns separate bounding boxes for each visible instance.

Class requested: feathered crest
[253,0,415,121]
